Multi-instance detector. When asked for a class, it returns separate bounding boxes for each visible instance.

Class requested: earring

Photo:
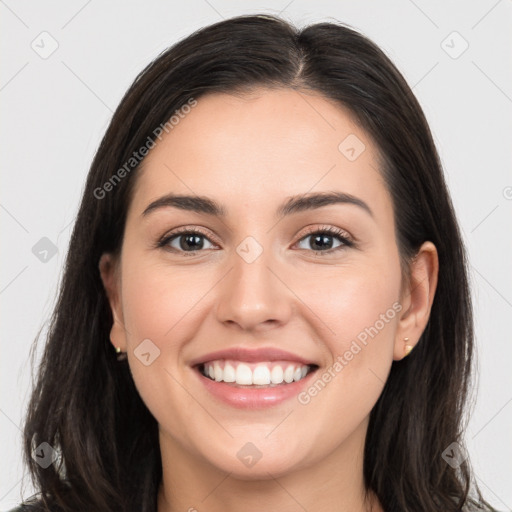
[115,346,127,361]
[404,337,414,356]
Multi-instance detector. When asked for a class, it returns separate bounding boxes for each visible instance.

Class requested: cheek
[297,260,402,354]
[295,267,401,427]
[120,258,209,346]
[118,259,207,442]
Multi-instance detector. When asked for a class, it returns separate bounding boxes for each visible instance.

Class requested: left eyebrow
[277,191,373,218]
[141,191,373,219]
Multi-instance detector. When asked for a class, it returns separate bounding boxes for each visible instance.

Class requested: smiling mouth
[197,360,319,387]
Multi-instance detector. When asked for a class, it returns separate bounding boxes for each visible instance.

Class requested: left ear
[394,241,439,361]
[99,252,127,353]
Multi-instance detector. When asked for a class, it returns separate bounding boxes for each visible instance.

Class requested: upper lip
[189,347,318,367]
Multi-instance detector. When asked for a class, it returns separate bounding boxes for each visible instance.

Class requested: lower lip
[194,367,317,409]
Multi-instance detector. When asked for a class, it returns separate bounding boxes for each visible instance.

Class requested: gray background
[1,0,511,510]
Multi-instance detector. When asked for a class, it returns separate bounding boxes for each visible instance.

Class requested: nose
[215,244,293,333]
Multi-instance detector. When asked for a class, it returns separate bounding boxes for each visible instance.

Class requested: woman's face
[102,88,422,478]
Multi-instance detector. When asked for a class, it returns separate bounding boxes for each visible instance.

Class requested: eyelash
[156,225,355,256]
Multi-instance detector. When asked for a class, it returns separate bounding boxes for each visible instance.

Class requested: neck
[156,418,382,512]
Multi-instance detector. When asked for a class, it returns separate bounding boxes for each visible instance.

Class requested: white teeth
[214,361,223,382]
[252,366,271,385]
[223,363,236,383]
[235,363,253,385]
[271,365,284,384]
[283,365,295,383]
[202,361,312,386]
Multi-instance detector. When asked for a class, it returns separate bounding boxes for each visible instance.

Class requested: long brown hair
[21,14,495,512]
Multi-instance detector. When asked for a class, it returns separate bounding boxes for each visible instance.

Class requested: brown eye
[158,228,217,253]
[296,227,353,254]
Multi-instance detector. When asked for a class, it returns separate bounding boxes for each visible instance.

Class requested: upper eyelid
[300,225,352,239]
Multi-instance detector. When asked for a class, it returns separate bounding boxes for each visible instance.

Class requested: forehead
[129,88,388,218]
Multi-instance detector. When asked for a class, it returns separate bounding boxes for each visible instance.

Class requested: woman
[13,13,497,512]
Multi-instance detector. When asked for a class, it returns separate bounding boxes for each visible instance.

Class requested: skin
[100,88,438,512]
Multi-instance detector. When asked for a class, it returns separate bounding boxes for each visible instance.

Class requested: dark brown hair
[20,13,495,512]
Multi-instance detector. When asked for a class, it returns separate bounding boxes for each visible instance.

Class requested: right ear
[99,253,127,352]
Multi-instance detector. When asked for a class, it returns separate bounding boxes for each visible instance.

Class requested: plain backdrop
[1,0,511,510]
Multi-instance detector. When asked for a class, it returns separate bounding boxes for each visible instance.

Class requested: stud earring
[404,337,414,356]
[115,346,127,361]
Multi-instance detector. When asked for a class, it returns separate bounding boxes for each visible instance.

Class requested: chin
[198,437,312,480]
